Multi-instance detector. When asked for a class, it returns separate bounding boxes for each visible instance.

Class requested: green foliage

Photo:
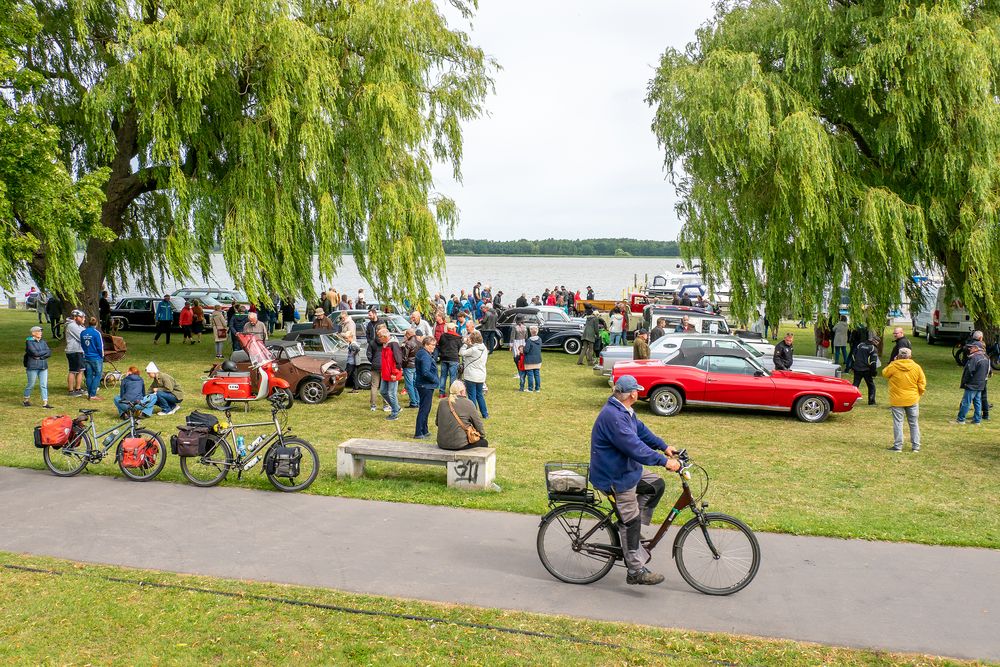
[0,0,107,298]
[648,0,1000,326]
[441,238,680,256]
[15,0,493,307]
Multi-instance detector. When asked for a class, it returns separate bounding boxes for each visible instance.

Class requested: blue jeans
[154,390,180,413]
[957,388,983,424]
[609,332,624,346]
[465,380,488,418]
[380,380,400,416]
[24,369,48,403]
[84,359,103,397]
[439,361,458,394]
[114,394,156,417]
[403,367,418,407]
[834,346,848,365]
[526,369,540,391]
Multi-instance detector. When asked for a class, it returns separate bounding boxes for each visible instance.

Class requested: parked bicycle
[536,450,760,595]
[39,402,167,481]
[176,394,319,492]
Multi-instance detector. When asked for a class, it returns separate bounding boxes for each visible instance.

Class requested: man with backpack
[851,333,879,406]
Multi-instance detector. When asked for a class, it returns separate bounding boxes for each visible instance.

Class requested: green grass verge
[1,309,998,548]
[0,551,980,666]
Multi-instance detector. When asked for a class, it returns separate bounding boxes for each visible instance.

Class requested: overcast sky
[432,1,715,242]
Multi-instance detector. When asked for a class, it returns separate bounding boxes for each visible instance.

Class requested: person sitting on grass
[113,366,156,417]
[145,362,183,415]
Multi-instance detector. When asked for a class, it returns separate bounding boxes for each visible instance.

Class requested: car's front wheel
[795,395,830,423]
[562,337,581,355]
[354,366,373,390]
[298,378,327,404]
[649,386,683,417]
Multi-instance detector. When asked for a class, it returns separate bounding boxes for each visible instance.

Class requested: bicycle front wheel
[537,504,618,584]
[179,435,233,487]
[674,513,760,595]
[43,432,92,477]
[265,437,319,492]
[117,429,168,482]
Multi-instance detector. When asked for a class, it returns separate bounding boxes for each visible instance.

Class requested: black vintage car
[494,306,584,355]
[111,295,215,330]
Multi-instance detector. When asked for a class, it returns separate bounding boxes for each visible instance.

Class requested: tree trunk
[74,109,141,318]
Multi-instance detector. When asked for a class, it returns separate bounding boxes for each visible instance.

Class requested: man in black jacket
[888,327,911,362]
[366,321,387,412]
[515,293,528,308]
[650,317,668,343]
[956,336,990,424]
[773,333,794,370]
[480,304,498,354]
[851,334,879,405]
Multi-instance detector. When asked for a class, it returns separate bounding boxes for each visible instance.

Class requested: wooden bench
[336,438,496,491]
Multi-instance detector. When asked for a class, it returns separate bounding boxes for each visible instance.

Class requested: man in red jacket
[378,328,403,420]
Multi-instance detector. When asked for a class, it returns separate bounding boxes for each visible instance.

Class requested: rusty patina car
[226,339,348,404]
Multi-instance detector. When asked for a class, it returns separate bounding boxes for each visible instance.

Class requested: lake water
[15,254,683,303]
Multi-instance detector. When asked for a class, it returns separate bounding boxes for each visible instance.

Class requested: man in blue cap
[591,374,679,585]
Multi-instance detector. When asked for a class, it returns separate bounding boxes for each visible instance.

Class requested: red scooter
[202,334,294,411]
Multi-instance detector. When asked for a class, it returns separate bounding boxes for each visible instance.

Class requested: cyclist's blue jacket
[155,300,173,322]
[590,397,668,492]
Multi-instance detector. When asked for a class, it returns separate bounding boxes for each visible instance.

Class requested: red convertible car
[612,348,861,423]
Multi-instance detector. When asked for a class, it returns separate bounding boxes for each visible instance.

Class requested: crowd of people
[17,281,994,461]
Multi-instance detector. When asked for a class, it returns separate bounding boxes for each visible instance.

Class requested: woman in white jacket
[460,331,490,418]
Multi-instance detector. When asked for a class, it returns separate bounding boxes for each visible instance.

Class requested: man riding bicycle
[591,375,680,585]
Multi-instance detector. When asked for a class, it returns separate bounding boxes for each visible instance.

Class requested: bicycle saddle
[78,409,98,415]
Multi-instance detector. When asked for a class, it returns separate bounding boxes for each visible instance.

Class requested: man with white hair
[882,347,926,452]
[241,311,268,342]
[410,310,432,338]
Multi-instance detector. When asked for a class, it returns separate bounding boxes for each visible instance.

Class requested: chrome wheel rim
[655,391,678,415]
[801,398,824,420]
[301,382,324,403]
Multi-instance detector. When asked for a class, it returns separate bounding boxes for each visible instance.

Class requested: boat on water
[643,263,732,314]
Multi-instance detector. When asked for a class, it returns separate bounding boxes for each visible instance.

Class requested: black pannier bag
[172,426,211,457]
[265,446,302,477]
[185,411,219,431]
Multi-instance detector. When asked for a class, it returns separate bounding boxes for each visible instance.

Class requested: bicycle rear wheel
[179,435,233,487]
[265,437,319,492]
[42,432,92,477]
[674,513,760,595]
[537,504,618,584]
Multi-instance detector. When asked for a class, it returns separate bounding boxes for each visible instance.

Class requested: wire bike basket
[544,462,595,503]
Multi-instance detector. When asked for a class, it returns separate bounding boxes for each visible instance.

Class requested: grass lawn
[1,309,997,548]
[0,551,980,666]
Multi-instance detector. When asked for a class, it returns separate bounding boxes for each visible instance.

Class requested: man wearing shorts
[590,375,679,585]
[64,310,86,396]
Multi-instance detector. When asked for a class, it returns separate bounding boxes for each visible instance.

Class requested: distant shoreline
[441,253,681,258]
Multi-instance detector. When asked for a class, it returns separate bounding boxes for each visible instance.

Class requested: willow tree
[647,0,1000,327]
[2,1,107,299]
[15,0,492,313]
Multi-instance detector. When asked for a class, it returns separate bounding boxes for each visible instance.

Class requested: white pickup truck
[594,333,843,379]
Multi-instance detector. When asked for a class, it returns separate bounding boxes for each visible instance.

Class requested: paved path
[0,467,997,661]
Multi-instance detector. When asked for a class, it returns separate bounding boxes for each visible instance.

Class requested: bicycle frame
[565,473,699,559]
[72,412,142,459]
[210,408,288,471]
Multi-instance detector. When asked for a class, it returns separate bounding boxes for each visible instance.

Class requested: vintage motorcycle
[202,334,294,411]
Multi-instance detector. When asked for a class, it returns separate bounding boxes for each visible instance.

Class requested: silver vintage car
[594,333,843,378]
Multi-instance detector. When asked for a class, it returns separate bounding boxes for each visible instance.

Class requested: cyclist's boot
[627,568,665,586]
[623,517,663,585]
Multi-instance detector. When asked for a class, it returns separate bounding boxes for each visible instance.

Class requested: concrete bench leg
[337,449,365,479]
[447,455,495,490]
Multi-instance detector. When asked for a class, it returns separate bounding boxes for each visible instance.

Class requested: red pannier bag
[36,415,74,447]
[121,437,157,468]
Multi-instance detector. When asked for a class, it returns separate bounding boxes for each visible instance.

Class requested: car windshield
[385,315,410,333]
[283,343,305,359]
[325,334,349,351]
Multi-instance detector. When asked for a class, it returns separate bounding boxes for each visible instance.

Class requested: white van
[912,285,973,344]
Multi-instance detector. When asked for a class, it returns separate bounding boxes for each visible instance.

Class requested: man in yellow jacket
[881,348,926,452]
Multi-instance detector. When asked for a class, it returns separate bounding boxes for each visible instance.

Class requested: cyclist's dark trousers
[853,370,876,404]
[613,471,665,573]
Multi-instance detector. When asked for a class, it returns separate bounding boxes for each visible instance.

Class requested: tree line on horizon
[439,238,680,256]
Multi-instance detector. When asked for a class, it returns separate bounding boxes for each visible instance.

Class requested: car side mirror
[754,370,765,377]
